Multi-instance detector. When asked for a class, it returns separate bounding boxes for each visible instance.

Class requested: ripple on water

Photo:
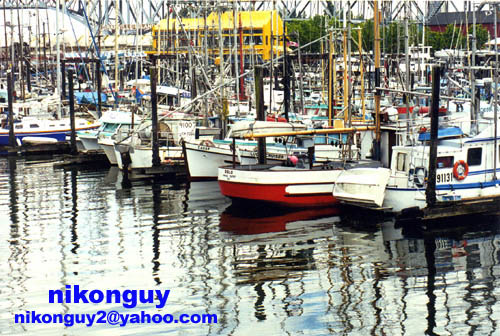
[1,158,500,335]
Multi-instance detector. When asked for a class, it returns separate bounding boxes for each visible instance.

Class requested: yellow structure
[149,10,285,62]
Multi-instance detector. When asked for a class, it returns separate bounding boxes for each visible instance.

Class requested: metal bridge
[0,1,432,29]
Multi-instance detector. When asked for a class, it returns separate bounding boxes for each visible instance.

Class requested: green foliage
[287,16,328,52]
[287,16,491,54]
[425,24,490,51]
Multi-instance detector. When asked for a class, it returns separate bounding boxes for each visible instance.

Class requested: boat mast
[328,30,333,127]
[405,0,411,139]
[347,2,352,129]
[2,0,9,72]
[56,0,62,118]
[297,31,304,115]
[471,1,477,134]
[373,0,381,160]
[494,3,498,181]
[217,3,226,136]
[114,0,119,99]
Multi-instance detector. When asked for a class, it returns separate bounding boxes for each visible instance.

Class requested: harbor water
[1,156,500,335]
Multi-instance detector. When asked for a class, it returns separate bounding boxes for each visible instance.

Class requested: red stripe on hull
[218,180,338,207]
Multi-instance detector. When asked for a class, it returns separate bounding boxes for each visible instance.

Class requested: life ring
[413,167,427,188]
[200,140,214,147]
[453,160,469,180]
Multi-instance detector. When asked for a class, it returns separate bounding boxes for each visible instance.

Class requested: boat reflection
[219,205,341,235]
[380,214,500,335]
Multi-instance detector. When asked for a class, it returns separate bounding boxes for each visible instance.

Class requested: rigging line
[79,0,117,101]
[67,7,92,89]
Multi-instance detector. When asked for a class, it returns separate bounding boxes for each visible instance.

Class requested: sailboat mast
[374,0,381,160]
[494,3,498,181]
[405,0,411,137]
[56,0,61,118]
[114,0,119,96]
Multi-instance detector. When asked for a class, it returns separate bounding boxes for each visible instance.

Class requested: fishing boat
[0,116,98,146]
[334,124,500,218]
[96,110,142,164]
[217,123,375,208]
[114,117,198,170]
[183,120,308,180]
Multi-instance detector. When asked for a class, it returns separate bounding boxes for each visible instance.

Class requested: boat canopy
[418,126,463,141]
[74,92,108,105]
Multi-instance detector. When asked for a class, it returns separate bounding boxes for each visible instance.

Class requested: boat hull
[218,166,341,208]
[78,132,101,151]
[185,141,288,180]
[0,131,65,146]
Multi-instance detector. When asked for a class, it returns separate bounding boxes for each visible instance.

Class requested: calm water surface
[1,156,500,335]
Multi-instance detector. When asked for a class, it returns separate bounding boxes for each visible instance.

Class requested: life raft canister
[453,160,469,180]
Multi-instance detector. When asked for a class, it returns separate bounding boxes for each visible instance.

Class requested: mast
[297,31,304,115]
[357,28,365,121]
[282,16,289,122]
[16,0,24,101]
[471,1,477,134]
[3,0,9,72]
[217,3,226,136]
[494,3,498,181]
[373,0,381,160]
[405,0,411,138]
[56,0,62,118]
[233,2,240,117]
[238,13,246,101]
[347,2,352,129]
[114,0,119,99]
[328,30,333,127]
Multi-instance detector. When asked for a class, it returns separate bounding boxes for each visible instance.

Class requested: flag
[133,86,145,102]
[287,41,299,47]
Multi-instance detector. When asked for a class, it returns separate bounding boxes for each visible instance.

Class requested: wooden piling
[254,65,266,164]
[150,65,161,167]
[61,60,66,99]
[426,65,441,208]
[25,58,31,92]
[68,69,77,154]
[96,61,102,118]
[7,70,16,148]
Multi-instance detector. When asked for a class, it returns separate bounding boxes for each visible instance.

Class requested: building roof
[427,11,498,26]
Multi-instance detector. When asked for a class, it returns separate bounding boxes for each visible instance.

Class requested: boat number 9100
[436,172,452,183]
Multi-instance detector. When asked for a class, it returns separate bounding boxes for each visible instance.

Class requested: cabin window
[437,156,454,168]
[396,152,407,172]
[102,123,119,133]
[15,124,23,129]
[30,124,40,128]
[467,147,482,166]
[265,36,268,45]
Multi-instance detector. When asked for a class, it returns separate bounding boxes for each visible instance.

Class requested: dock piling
[426,65,441,208]
[7,70,16,148]
[68,69,77,154]
[254,65,266,164]
[150,64,160,167]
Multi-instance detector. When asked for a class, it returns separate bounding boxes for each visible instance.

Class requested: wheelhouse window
[396,152,407,172]
[467,147,482,166]
[437,156,454,168]
[30,124,40,128]
[15,124,23,129]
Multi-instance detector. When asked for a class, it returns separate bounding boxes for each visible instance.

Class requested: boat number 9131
[436,172,452,183]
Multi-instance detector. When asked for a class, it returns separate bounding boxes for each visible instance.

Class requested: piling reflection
[381,215,500,335]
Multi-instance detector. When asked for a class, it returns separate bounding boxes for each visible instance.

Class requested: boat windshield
[102,123,120,133]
